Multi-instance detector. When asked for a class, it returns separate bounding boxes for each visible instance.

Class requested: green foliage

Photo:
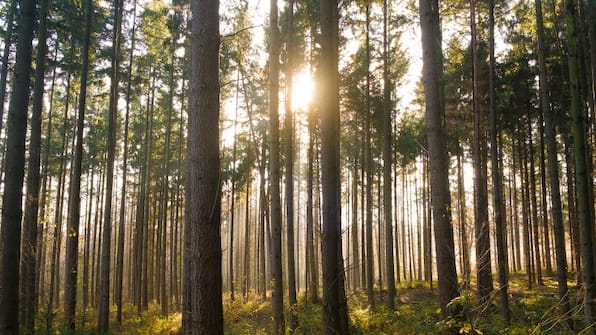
[437,296,483,335]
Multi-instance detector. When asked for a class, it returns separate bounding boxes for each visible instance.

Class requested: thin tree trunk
[382,0,396,310]
[528,116,544,286]
[364,1,375,308]
[488,0,510,321]
[116,0,137,323]
[269,0,284,332]
[284,1,298,329]
[97,0,123,329]
[471,0,493,303]
[64,0,92,329]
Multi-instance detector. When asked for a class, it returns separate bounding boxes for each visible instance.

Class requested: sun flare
[291,67,314,112]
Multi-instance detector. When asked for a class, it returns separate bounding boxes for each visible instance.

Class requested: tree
[0,0,36,332]
[534,0,571,322]
[320,0,350,333]
[269,0,285,332]
[64,0,93,330]
[382,0,396,310]
[284,0,298,330]
[0,0,16,141]
[565,0,596,326]
[418,0,459,315]
[182,0,223,333]
[116,0,138,323]
[470,0,493,303]
[20,0,49,330]
[487,0,509,322]
[97,0,123,331]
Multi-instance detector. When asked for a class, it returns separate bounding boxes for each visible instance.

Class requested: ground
[42,274,587,334]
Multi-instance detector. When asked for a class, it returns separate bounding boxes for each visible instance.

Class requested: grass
[35,274,592,334]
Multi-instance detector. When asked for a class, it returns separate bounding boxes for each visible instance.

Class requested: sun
[291,67,314,112]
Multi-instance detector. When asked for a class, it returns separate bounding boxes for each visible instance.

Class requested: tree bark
[565,0,596,325]
[535,0,571,321]
[0,0,36,332]
[471,0,493,303]
[419,0,459,315]
[20,0,49,330]
[382,0,396,310]
[64,0,92,330]
[320,0,350,333]
[182,0,223,333]
[488,0,510,322]
[0,0,16,141]
[97,0,123,330]
[284,0,298,330]
[269,0,285,332]
[116,0,137,323]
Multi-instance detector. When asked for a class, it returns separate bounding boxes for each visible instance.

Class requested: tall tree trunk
[20,0,49,330]
[269,0,284,332]
[456,146,471,287]
[351,157,360,290]
[419,0,459,315]
[98,0,123,330]
[306,108,319,303]
[364,1,375,308]
[64,0,92,330]
[0,0,36,332]
[0,0,15,141]
[471,0,493,303]
[535,0,571,321]
[382,0,396,310]
[320,0,350,333]
[284,0,298,330]
[565,0,596,325]
[488,0,510,322]
[182,0,223,333]
[116,0,137,323]
[528,117,544,286]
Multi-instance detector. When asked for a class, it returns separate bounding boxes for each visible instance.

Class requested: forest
[0,0,595,334]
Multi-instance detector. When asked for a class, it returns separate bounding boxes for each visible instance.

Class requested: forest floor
[49,274,589,334]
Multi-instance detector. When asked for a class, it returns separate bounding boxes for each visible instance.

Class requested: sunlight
[291,67,314,112]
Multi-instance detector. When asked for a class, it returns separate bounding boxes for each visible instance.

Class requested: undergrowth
[34,274,591,334]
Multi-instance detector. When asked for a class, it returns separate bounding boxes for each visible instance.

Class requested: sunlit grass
[33,275,590,334]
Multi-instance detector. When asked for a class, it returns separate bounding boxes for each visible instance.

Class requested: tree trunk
[535,0,571,321]
[20,0,49,330]
[268,0,285,332]
[363,1,375,309]
[565,0,596,325]
[320,0,350,333]
[306,107,319,303]
[284,0,298,330]
[0,0,16,141]
[382,0,396,310]
[419,0,459,315]
[471,0,493,303]
[488,0,510,322]
[528,116,544,286]
[64,0,92,330]
[116,0,137,323]
[97,0,123,330]
[0,0,36,332]
[182,0,223,333]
